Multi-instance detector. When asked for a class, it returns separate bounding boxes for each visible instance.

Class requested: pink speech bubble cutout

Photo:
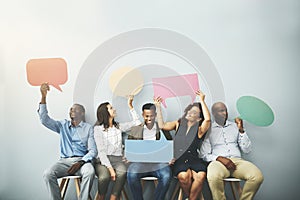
[26,58,68,91]
[152,73,199,108]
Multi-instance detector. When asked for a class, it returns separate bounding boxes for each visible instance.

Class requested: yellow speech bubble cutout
[109,67,144,97]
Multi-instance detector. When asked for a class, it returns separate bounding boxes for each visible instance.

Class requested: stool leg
[154,180,158,187]
[94,191,99,200]
[171,182,180,200]
[199,192,204,200]
[236,182,242,197]
[178,188,183,200]
[59,178,66,192]
[74,178,81,199]
[141,179,145,192]
[229,182,238,200]
[60,178,70,199]
[121,188,129,200]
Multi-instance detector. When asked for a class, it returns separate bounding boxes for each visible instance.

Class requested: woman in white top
[94,96,141,200]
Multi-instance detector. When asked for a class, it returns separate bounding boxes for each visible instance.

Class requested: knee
[160,173,171,185]
[116,170,127,180]
[207,170,221,182]
[252,171,264,185]
[177,172,191,184]
[194,172,206,183]
[97,172,110,183]
[159,167,171,181]
[207,164,224,182]
[43,168,56,181]
[81,164,95,178]
[127,171,139,181]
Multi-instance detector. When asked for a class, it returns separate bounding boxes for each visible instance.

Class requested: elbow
[158,124,164,130]
[94,147,98,157]
[90,147,98,158]
[203,119,211,124]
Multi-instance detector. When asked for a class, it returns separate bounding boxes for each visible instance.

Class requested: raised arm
[154,96,178,131]
[235,118,252,153]
[119,95,141,132]
[38,82,60,133]
[196,90,211,138]
[40,82,49,104]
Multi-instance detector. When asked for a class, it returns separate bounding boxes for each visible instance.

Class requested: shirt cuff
[239,130,246,136]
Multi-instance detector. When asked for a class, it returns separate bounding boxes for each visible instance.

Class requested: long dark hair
[179,102,204,126]
[94,102,119,130]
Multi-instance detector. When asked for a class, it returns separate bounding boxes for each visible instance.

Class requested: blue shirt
[38,104,97,162]
[200,121,252,162]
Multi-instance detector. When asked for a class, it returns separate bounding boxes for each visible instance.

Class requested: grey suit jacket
[127,122,172,140]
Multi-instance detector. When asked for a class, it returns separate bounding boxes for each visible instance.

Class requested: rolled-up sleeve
[82,126,98,162]
[94,126,112,168]
[119,108,141,132]
[238,132,252,153]
[38,104,60,133]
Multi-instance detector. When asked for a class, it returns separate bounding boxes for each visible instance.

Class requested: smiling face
[212,102,228,126]
[142,109,156,129]
[106,104,117,118]
[185,105,201,123]
[69,104,85,122]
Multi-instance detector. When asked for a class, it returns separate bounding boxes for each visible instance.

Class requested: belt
[62,156,83,158]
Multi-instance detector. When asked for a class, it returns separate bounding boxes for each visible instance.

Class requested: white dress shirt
[142,124,157,140]
[94,109,141,167]
[200,121,252,162]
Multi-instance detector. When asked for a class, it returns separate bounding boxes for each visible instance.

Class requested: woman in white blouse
[94,96,141,200]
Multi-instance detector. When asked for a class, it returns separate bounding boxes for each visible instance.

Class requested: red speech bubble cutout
[152,73,199,108]
[26,58,68,91]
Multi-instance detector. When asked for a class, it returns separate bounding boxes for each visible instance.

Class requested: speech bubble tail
[52,84,63,92]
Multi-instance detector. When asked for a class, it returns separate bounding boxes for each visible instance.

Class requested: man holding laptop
[126,102,173,200]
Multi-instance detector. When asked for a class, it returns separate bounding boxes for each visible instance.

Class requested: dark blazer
[127,122,172,140]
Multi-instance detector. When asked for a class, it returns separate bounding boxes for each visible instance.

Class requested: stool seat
[59,175,82,199]
[61,175,82,179]
[223,177,241,182]
[141,176,158,189]
[223,177,242,200]
[141,177,158,181]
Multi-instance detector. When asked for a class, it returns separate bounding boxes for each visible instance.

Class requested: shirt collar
[68,121,84,128]
[143,123,157,131]
[212,120,233,128]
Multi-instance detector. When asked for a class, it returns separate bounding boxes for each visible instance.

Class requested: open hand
[108,167,116,181]
[195,90,205,101]
[168,158,176,166]
[217,156,236,171]
[67,161,85,175]
[153,96,163,106]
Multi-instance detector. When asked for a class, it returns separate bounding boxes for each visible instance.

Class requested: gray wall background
[1,0,299,199]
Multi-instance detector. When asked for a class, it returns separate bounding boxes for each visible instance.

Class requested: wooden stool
[59,175,81,199]
[223,178,242,200]
[141,176,158,189]
[171,180,204,200]
[94,182,129,200]
[94,190,128,200]
[171,180,183,200]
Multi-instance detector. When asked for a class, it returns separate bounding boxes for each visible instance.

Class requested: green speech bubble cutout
[236,96,274,127]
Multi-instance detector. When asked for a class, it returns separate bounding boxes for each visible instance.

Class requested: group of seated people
[38,82,264,200]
